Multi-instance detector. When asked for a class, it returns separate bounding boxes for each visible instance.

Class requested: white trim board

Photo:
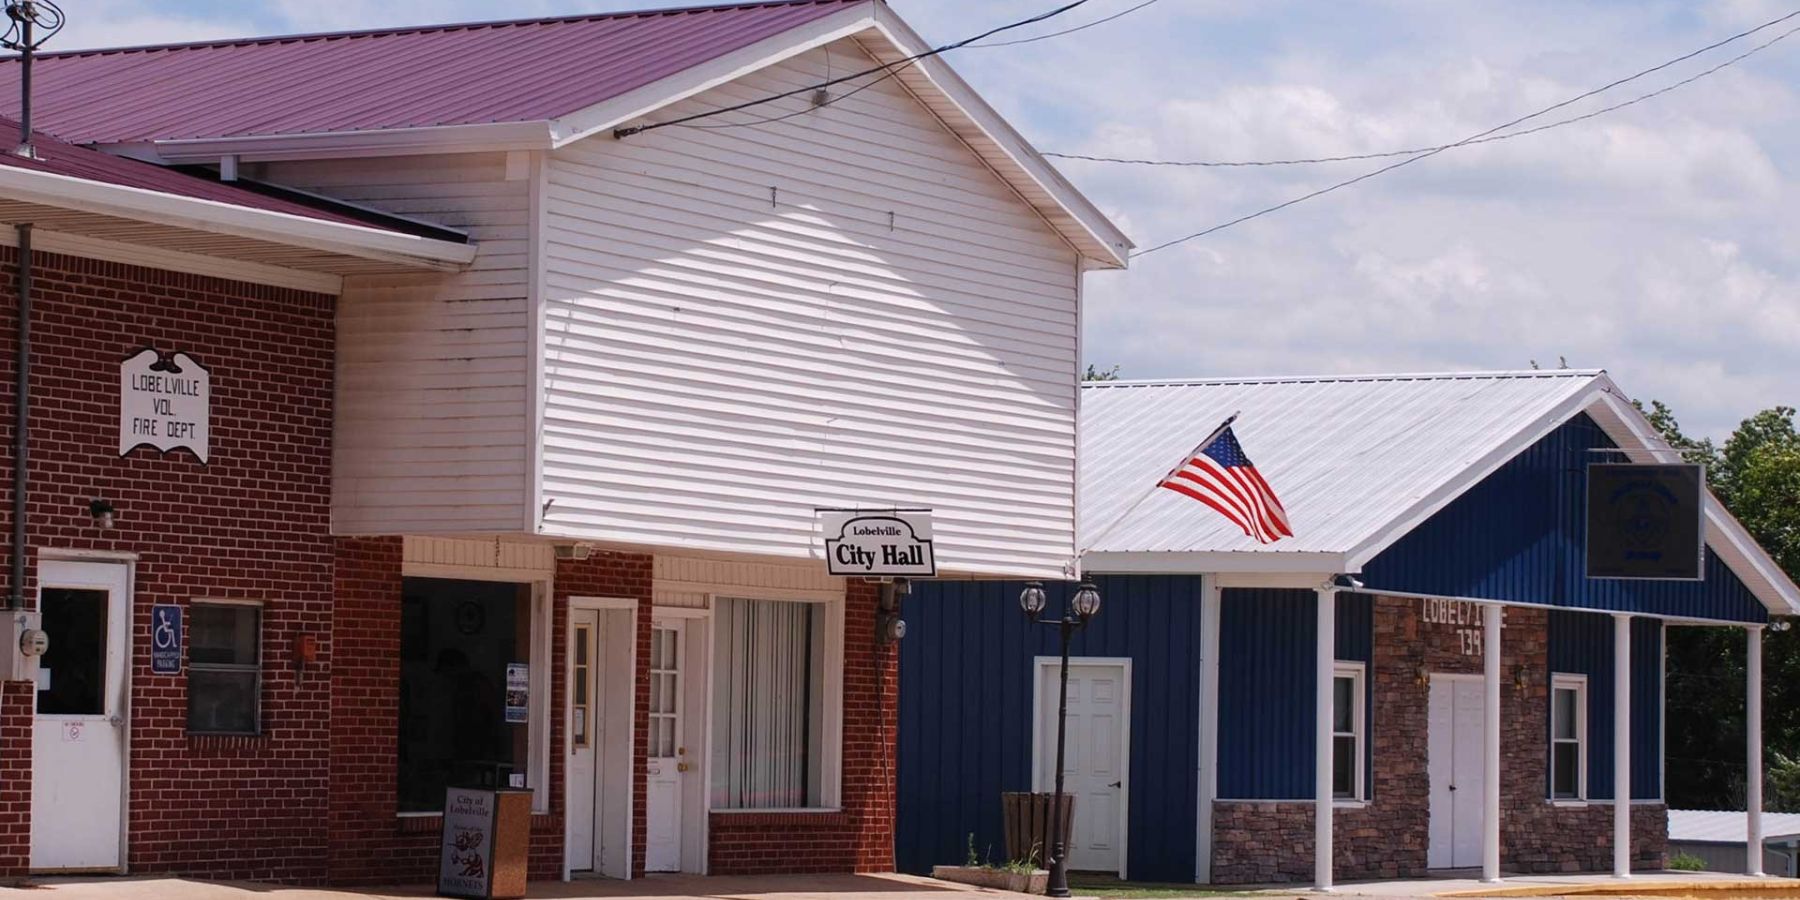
[0,163,476,272]
[0,227,342,294]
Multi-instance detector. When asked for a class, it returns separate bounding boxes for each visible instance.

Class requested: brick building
[0,0,1130,886]
[900,371,1800,889]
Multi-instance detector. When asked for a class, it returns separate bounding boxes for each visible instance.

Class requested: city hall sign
[120,348,211,464]
[819,509,936,577]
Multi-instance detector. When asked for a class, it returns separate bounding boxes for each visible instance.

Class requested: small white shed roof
[1078,370,1800,615]
[1670,809,1800,844]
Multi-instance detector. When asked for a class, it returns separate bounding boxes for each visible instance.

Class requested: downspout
[10,222,27,611]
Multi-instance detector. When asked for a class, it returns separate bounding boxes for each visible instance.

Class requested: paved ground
[0,872,1032,900]
[3,870,1793,900]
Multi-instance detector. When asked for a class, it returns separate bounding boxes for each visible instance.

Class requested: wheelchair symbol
[154,609,177,651]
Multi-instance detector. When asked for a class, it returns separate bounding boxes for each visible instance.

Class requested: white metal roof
[1081,370,1604,557]
[1670,809,1800,844]
[1078,369,1800,615]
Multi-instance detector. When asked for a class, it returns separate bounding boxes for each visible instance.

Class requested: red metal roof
[0,1,864,144]
[0,117,435,232]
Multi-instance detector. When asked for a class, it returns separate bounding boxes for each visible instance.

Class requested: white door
[645,621,686,873]
[1035,661,1128,875]
[1427,677,1487,869]
[32,560,131,871]
[567,609,601,872]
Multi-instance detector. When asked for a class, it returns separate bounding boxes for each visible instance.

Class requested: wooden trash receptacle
[1001,792,1075,867]
[438,787,532,899]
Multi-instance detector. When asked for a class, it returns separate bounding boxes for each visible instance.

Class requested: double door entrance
[1427,675,1488,870]
[31,560,131,872]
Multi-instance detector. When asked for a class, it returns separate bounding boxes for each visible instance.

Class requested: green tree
[1654,404,1800,810]
[1083,364,1121,382]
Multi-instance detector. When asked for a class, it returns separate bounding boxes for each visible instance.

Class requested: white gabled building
[0,0,1127,884]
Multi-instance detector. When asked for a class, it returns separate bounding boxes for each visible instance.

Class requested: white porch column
[1748,626,1765,877]
[1315,587,1335,892]
[1613,613,1632,878]
[1482,603,1502,883]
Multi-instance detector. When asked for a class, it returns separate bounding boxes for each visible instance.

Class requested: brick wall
[709,579,897,874]
[0,247,336,881]
[0,681,30,873]
[1211,597,1667,884]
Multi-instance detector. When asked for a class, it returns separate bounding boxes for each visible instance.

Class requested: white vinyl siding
[538,38,1081,578]
[263,153,533,535]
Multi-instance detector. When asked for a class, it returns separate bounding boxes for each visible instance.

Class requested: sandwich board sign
[119,348,210,464]
[819,509,936,577]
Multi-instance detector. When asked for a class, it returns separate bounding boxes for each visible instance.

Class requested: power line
[615,0,1099,138]
[966,0,1165,48]
[1131,6,1800,258]
[1050,20,1800,168]
[677,57,922,130]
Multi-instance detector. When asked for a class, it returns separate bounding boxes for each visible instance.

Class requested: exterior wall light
[1018,581,1048,620]
[88,498,115,529]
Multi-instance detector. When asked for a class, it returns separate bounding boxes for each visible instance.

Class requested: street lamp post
[1020,580,1102,900]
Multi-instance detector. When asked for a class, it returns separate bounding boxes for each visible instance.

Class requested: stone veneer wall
[1212,596,1667,884]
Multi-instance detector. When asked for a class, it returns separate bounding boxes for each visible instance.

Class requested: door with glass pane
[32,560,130,871]
[646,620,685,872]
[567,610,601,872]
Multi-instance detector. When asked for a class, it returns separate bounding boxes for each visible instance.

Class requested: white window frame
[1550,673,1589,802]
[1332,661,1367,802]
[707,594,844,813]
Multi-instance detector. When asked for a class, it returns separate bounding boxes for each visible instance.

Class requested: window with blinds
[710,597,826,810]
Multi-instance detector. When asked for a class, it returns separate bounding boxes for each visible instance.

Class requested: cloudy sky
[51,0,1800,438]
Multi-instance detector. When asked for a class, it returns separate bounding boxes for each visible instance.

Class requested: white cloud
[30,0,1800,439]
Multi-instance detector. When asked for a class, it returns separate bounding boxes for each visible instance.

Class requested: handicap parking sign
[151,604,182,675]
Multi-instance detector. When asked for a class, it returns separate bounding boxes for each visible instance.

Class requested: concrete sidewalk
[1,872,1033,900]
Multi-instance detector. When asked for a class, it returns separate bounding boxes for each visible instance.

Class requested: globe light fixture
[1071,582,1101,619]
[1018,581,1048,619]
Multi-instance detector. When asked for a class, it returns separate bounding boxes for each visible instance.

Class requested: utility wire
[616,0,1098,138]
[1132,6,1800,258]
[676,57,922,130]
[967,0,1165,48]
[1052,20,1800,168]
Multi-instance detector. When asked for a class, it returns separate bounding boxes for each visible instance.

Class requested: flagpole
[1082,412,1240,552]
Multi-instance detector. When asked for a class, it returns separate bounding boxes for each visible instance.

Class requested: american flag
[1160,425,1293,544]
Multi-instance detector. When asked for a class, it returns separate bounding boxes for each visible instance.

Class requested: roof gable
[0,1,862,142]
[0,0,1128,265]
[1360,413,1770,623]
[1080,370,1605,560]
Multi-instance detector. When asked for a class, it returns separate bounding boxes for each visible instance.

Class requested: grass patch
[1066,874,1263,898]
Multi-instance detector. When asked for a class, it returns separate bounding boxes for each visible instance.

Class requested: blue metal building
[897,371,1800,888]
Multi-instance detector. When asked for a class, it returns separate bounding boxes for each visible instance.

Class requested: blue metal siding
[1547,611,1664,800]
[896,575,1203,882]
[1362,414,1768,624]
[1216,589,1373,800]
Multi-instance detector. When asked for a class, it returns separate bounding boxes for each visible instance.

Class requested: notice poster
[504,663,529,724]
[438,787,496,898]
